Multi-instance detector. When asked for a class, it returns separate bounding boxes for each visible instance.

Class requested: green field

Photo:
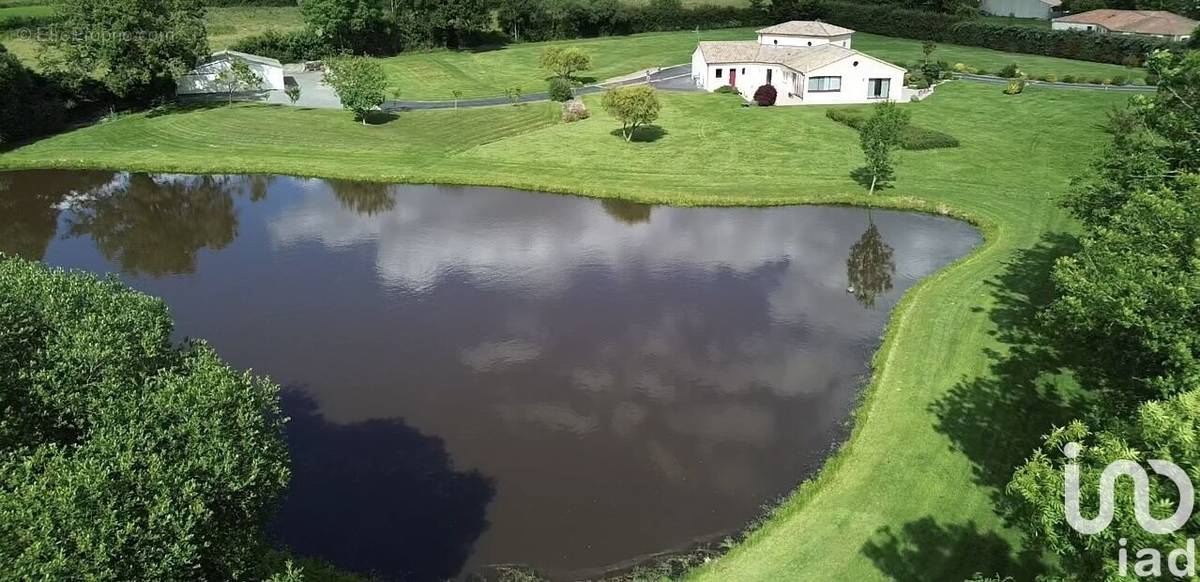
[0,81,1128,579]
[379,28,1142,100]
[0,4,51,22]
[0,5,306,65]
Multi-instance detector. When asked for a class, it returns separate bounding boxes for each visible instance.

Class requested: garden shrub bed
[826,107,960,150]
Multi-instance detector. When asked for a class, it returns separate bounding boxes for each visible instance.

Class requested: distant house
[981,0,1061,20]
[1052,9,1197,41]
[691,21,907,105]
[176,50,287,96]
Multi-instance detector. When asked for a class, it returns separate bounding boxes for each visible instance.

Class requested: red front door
[729,68,737,87]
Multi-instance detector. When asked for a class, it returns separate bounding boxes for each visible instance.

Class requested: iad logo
[1064,441,1194,535]
[1063,442,1198,577]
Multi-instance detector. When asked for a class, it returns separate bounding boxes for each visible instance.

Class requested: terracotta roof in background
[755,21,855,37]
[1053,9,1198,36]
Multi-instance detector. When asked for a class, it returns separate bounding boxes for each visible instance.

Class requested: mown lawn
[378,28,1141,100]
[0,82,1127,578]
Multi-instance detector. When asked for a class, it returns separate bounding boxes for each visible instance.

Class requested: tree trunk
[869,174,877,196]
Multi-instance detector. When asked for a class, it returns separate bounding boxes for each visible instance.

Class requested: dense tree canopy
[45,0,208,100]
[0,45,64,145]
[601,85,660,142]
[0,257,290,579]
[1008,49,1200,578]
[324,55,389,124]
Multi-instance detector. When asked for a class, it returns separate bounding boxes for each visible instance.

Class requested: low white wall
[177,58,286,95]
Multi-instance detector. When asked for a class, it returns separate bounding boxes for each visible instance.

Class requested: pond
[0,171,981,580]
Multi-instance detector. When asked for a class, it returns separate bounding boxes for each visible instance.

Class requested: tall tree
[45,0,208,101]
[858,102,910,195]
[323,55,389,124]
[601,85,660,142]
[540,46,592,80]
[217,58,264,105]
[301,0,390,54]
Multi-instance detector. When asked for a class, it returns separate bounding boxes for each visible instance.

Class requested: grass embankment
[0,82,1126,579]
[378,28,1140,100]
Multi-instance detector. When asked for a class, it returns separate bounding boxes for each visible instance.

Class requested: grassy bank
[378,28,1140,100]
[0,82,1127,579]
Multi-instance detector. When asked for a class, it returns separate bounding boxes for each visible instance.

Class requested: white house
[691,21,907,105]
[1052,9,1197,41]
[981,0,1061,20]
[176,50,287,96]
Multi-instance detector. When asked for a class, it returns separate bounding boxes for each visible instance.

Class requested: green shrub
[714,84,738,94]
[1003,77,1026,94]
[0,256,291,580]
[1090,76,1107,84]
[975,68,990,76]
[998,62,1021,78]
[1039,73,1057,82]
[547,77,574,102]
[901,126,960,150]
[1060,74,1076,83]
[827,108,959,150]
[1110,74,1127,85]
[230,29,331,63]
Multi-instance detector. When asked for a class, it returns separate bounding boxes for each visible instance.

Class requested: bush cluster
[771,0,1179,66]
[0,46,65,145]
[753,83,777,106]
[230,28,332,63]
[0,256,291,580]
[202,0,297,5]
[826,107,960,150]
[497,1,763,43]
[547,77,574,102]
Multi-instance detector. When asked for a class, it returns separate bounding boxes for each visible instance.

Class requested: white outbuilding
[691,21,907,105]
[176,50,287,96]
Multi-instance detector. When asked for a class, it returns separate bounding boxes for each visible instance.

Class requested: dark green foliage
[997,62,1020,78]
[1009,394,1200,580]
[45,0,209,101]
[0,256,290,580]
[769,0,1180,66]
[714,84,739,94]
[752,83,777,106]
[0,47,65,145]
[826,108,960,150]
[231,28,331,63]
[547,77,574,101]
[202,0,296,5]
[495,0,764,44]
[1110,74,1127,85]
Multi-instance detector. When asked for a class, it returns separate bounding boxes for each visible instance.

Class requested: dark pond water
[0,170,980,580]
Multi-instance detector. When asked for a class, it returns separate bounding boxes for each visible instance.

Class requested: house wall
[177,57,286,95]
[757,33,852,48]
[798,56,905,105]
[981,0,1054,19]
[1051,20,1108,33]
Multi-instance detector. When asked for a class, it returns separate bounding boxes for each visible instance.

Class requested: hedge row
[826,107,961,150]
[774,0,1179,66]
[234,3,765,60]
[202,0,297,6]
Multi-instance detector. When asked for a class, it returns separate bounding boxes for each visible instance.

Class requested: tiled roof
[697,41,899,73]
[755,20,855,37]
[1053,9,1197,36]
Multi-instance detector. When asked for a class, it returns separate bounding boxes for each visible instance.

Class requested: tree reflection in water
[0,170,118,261]
[329,179,397,216]
[600,199,653,225]
[846,211,896,308]
[65,174,244,277]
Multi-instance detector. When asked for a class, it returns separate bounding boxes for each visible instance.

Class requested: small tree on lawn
[285,83,302,105]
[540,46,591,80]
[217,59,264,105]
[858,101,910,195]
[601,85,660,142]
[921,40,936,64]
[323,55,388,125]
[452,89,462,109]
